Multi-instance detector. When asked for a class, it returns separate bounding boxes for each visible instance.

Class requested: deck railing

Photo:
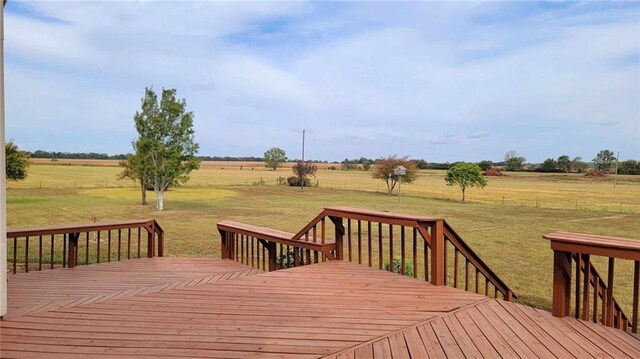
[8,219,164,273]
[544,232,639,333]
[217,207,516,300]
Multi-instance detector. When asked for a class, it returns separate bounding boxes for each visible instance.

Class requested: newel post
[267,241,277,271]
[147,224,155,258]
[552,250,572,317]
[67,232,79,268]
[430,220,445,286]
[329,216,344,260]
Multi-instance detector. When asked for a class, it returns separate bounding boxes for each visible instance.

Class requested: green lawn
[7,163,640,314]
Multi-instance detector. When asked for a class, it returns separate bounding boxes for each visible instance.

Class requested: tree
[537,158,558,172]
[477,160,494,171]
[372,155,418,195]
[504,151,526,171]
[618,160,640,175]
[556,155,571,173]
[290,160,317,188]
[570,157,587,173]
[6,141,30,181]
[340,159,358,170]
[132,87,200,211]
[263,147,286,171]
[412,159,429,170]
[593,149,616,172]
[444,162,488,202]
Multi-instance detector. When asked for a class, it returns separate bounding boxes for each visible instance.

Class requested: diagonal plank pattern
[326,298,640,358]
[4,257,260,318]
[2,258,640,358]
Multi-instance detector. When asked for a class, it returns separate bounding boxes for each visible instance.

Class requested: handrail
[444,221,515,300]
[217,207,516,300]
[544,231,639,333]
[8,219,164,273]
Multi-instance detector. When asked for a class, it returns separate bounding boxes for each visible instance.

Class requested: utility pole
[614,151,619,189]
[300,129,305,191]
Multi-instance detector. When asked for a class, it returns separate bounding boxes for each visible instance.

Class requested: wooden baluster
[117,229,122,261]
[582,254,590,321]
[400,226,405,275]
[494,286,498,299]
[279,243,284,266]
[389,224,394,272]
[50,235,54,269]
[357,220,362,264]
[575,254,581,319]
[378,223,383,270]
[268,242,277,271]
[86,232,90,265]
[454,250,459,288]
[306,248,311,265]
[485,278,489,296]
[424,233,428,282]
[97,231,101,263]
[38,236,43,271]
[475,267,480,294]
[256,239,260,268]
[465,259,470,291]
[127,228,131,260]
[321,217,326,245]
[108,230,112,262]
[607,258,615,326]
[62,234,66,268]
[314,250,319,264]
[12,237,16,274]
[368,222,373,267]
[347,219,352,262]
[412,228,417,279]
[443,240,447,286]
[25,236,29,272]
[593,278,599,323]
[263,245,266,269]
[633,260,639,333]
[251,237,255,267]
[293,245,299,267]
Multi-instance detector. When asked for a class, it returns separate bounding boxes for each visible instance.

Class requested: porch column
[1,1,7,318]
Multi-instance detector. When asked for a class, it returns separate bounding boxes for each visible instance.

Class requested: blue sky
[5,1,640,162]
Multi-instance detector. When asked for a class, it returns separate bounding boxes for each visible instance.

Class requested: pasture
[6,161,640,312]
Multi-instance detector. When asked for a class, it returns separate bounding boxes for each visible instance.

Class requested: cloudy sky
[5,1,640,162]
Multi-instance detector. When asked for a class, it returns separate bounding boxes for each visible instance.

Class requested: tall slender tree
[131,87,200,211]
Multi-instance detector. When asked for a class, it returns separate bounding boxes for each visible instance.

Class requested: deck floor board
[2,258,639,358]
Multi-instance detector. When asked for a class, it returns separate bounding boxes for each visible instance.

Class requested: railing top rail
[218,220,335,251]
[544,231,640,260]
[324,206,443,223]
[8,219,157,238]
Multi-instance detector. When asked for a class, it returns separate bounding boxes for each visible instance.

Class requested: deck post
[552,250,572,317]
[219,230,228,259]
[0,3,7,319]
[157,225,164,257]
[330,216,344,260]
[430,220,445,286]
[268,242,277,271]
[147,226,154,258]
[67,233,79,268]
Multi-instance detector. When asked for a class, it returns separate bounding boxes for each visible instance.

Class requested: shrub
[585,169,607,178]
[276,248,296,269]
[483,167,503,176]
[287,176,311,187]
[384,257,414,277]
[276,176,287,186]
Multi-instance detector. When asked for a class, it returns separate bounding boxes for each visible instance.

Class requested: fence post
[330,216,344,260]
[430,220,445,286]
[67,232,79,268]
[552,250,572,317]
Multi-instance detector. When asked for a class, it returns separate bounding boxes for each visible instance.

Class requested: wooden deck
[1,259,639,358]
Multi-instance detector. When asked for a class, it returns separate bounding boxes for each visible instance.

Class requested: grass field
[6,162,640,313]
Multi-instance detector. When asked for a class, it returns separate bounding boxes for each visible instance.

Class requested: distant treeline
[30,150,130,160]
